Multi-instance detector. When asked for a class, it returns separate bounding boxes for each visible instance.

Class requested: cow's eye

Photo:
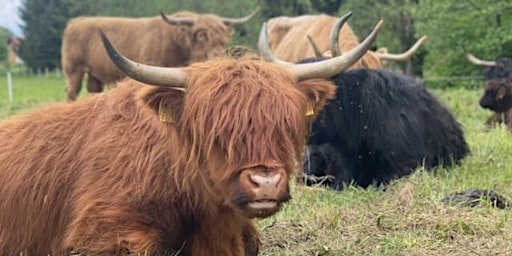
[195,31,207,42]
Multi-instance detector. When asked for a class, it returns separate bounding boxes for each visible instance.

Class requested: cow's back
[61,16,188,86]
[268,15,362,63]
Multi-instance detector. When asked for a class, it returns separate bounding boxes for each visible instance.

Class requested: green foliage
[260,0,312,19]
[337,0,512,79]
[339,0,426,76]
[310,0,344,15]
[414,0,512,78]
[0,27,12,66]
[18,0,80,71]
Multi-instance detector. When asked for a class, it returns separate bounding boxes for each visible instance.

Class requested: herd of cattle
[0,7,509,255]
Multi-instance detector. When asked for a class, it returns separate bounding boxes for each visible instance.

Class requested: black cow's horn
[100,31,188,88]
[466,53,497,67]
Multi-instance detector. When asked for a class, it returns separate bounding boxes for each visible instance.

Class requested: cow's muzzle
[239,165,290,217]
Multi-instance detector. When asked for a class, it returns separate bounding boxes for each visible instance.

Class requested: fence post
[7,71,13,102]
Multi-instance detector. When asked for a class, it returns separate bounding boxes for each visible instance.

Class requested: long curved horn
[466,52,497,67]
[221,7,260,25]
[375,36,428,61]
[259,20,384,81]
[329,11,353,57]
[258,23,295,66]
[306,35,324,57]
[99,31,187,88]
[160,12,196,26]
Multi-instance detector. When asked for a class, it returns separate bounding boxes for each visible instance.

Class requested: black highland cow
[479,77,512,113]
[299,64,470,189]
[466,53,512,129]
[258,15,469,190]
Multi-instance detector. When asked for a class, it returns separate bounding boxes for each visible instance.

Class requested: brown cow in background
[266,13,426,69]
[0,18,383,255]
[61,8,259,102]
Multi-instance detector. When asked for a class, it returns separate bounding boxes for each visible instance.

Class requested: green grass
[0,74,511,255]
[260,87,512,256]
[0,73,66,118]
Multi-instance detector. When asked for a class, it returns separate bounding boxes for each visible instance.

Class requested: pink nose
[248,170,285,199]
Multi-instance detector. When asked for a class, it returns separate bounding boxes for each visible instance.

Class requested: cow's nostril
[249,173,282,187]
[248,175,260,188]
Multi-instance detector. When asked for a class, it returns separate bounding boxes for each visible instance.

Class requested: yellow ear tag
[159,100,175,123]
[306,105,315,117]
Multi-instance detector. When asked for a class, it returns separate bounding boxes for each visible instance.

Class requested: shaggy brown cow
[266,13,427,68]
[61,8,259,102]
[0,19,383,255]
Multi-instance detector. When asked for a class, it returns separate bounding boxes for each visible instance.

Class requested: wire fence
[1,66,488,103]
[1,66,62,78]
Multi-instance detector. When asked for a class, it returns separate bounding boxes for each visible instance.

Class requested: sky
[0,0,24,36]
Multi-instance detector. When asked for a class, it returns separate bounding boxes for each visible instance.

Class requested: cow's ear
[497,85,507,100]
[296,79,337,117]
[136,86,185,123]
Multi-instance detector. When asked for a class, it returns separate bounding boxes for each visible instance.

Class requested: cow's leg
[86,74,104,94]
[65,69,85,102]
[503,109,512,131]
[188,213,257,256]
[64,206,163,255]
[485,112,503,130]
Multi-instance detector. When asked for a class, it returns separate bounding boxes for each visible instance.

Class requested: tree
[18,0,81,71]
[260,0,312,20]
[0,27,12,66]
[339,0,426,77]
[310,0,344,15]
[414,0,512,79]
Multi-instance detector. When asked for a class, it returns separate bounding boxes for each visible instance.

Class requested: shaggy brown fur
[267,14,383,68]
[62,11,242,102]
[0,56,336,255]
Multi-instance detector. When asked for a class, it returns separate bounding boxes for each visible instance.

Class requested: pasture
[1,74,511,255]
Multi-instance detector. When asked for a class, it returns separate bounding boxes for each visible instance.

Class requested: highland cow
[467,53,512,129]
[296,65,470,189]
[266,12,427,68]
[0,19,383,255]
[61,8,260,102]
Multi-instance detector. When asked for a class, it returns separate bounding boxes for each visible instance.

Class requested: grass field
[1,74,511,255]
